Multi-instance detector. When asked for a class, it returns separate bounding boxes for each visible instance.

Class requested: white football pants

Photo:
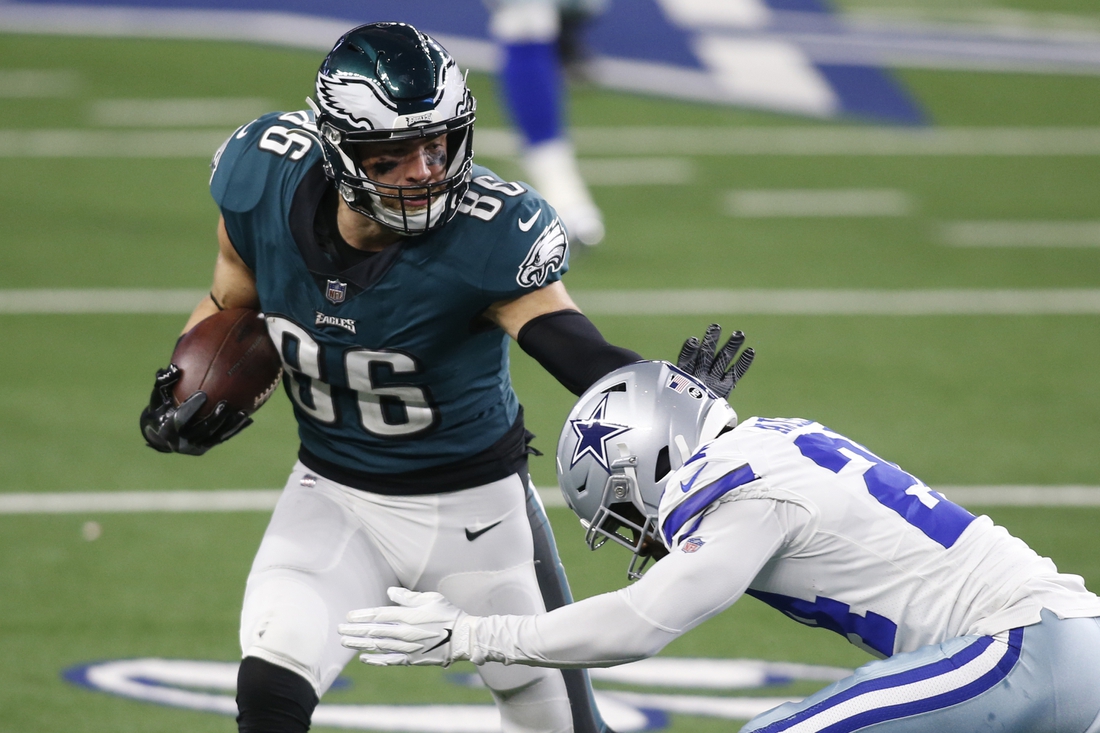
[240,461,573,733]
[742,609,1100,733]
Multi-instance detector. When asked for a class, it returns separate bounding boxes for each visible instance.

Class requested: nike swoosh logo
[465,521,503,541]
[680,464,707,493]
[518,208,541,232]
[425,627,453,653]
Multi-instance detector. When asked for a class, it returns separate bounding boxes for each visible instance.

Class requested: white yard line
[89,98,272,127]
[578,157,695,186]
[6,127,1100,158]
[0,69,79,97]
[942,221,1100,247]
[3,487,1099,514]
[0,129,231,157]
[725,189,912,217]
[0,289,208,313]
[568,127,1100,157]
[4,289,1100,316]
[573,290,1100,316]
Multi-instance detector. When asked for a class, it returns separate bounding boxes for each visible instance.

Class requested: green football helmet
[311,22,475,236]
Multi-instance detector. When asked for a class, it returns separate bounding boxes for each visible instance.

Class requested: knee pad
[236,656,319,733]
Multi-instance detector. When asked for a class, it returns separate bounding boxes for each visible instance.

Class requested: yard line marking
[0,490,283,514]
[569,127,1100,157]
[0,289,207,313]
[0,69,78,97]
[578,157,695,186]
[7,127,1100,158]
[573,289,1100,316]
[942,486,1100,507]
[5,289,1100,316]
[943,221,1100,247]
[726,189,912,217]
[89,98,272,127]
[3,487,1099,514]
[0,129,231,157]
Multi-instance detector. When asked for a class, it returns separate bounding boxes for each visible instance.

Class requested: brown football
[171,308,283,419]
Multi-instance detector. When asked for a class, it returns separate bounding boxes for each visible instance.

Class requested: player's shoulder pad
[668,438,759,500]
[210,109,320,213]
[460,166,570,295]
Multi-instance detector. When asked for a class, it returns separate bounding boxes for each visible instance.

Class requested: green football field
[1,18,1099,733]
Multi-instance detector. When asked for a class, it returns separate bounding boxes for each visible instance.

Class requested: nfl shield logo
[682,537,705,553]
[325,279,347,304]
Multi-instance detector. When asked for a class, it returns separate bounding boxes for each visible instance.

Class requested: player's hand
[139,364,252,456]
[339,587,469,668]
[676,324,755,398]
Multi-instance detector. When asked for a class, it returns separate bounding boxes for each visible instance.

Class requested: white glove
[339,587,470,667]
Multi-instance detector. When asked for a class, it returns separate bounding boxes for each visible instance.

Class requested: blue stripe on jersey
[752,627,1024,732]
[662,463,757,545]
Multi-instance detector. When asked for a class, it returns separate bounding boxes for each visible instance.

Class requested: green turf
[2,29,1099,733]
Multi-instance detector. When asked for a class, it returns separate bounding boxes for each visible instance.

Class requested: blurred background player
[486,0,607,247]
[341,341,1100,733]
[139,21,643,733]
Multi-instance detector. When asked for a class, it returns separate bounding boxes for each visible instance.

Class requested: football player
[339,331,1100,733]
[138,22,648,733]
[486,0,606,246]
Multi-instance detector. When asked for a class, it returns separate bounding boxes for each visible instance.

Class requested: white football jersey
[659,416,1100,657]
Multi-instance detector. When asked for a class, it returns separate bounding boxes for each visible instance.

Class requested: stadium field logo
[63,656,851,731]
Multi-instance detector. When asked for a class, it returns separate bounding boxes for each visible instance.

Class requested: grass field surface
[1,22,1098,733]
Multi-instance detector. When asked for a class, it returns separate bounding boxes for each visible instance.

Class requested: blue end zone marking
[764,0,834,13]
[62,662,96,689]
[817,65,927,124]
[588,0,701,68]
[16,0,925,123]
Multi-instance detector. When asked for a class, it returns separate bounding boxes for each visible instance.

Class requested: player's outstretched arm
[341,499,787,669]
[139,217,261,455]
[485,281,643,396]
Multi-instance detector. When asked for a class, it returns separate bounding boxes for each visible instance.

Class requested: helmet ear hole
[654,445,671,483]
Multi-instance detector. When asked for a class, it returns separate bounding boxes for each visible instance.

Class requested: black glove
[676,324,755,399]
[139,364,252,456]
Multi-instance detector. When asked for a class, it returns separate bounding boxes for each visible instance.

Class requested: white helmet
[556,360,738,579]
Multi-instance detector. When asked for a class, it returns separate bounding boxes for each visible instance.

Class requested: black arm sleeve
[517,310,643,396]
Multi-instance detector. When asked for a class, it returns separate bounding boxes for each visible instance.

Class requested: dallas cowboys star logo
[568,394,631,472]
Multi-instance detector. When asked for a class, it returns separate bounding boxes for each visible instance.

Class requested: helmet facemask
[319,113,474,236]
[584,452,666,580]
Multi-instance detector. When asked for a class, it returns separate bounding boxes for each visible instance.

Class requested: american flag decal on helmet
[666,373,690,393]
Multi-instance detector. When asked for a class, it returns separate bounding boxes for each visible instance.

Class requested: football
[170,308,283,419]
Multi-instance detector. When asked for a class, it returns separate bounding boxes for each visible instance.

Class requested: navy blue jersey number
[794,430,976,548]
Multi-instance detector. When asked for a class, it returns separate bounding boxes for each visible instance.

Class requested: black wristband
[517,310,642,396]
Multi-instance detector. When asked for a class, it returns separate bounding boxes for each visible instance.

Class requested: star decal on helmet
[568,394,631,472]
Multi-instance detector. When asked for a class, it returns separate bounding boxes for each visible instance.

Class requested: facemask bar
[584,454,661,581]
[315,109,475,236]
